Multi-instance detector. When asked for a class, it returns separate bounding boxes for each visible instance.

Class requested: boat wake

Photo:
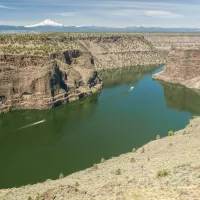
[99,86,135,104]
[128,86,134,92]
[17,119,46,130]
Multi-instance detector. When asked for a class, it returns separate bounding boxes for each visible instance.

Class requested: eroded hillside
[144,33,200,51]
[153,46,200,89]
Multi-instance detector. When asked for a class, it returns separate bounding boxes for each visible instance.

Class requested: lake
[0,65,199,189]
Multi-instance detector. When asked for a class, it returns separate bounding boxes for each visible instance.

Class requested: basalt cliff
[153,46,200,89]
[0,34,165,113]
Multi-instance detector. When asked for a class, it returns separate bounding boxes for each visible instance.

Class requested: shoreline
[1,117,200,199]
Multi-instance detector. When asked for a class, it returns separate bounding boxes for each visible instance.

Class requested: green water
[0,65,200,189]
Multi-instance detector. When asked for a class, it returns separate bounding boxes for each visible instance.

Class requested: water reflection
[0,93,100,188]
[158,81,200,115]
[0,93,99,143]
[100,65,158,87]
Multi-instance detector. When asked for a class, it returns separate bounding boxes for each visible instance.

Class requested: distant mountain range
[1,19,200,33]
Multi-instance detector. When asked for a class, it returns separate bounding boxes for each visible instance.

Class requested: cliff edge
[0,34,165,113]
[153,46,200,89]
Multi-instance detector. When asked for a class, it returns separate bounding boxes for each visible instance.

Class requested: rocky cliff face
[144,33,200,51]
[0,51,102,113]
[0,34,165,113]
[79,36,165,70]
[153,46,200,89]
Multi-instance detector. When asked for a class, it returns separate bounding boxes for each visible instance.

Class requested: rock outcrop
[144,33,200,51]
[78,36,165,70]
[153,46,200,89]
[0,34,165,113]
[0,51,102,113]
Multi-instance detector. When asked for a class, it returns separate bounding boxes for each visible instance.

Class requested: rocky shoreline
[153,46,200,90]
[0,117,200,200]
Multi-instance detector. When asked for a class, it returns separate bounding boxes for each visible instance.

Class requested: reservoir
[0,65,199,189]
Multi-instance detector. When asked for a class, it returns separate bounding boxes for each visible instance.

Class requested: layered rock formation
[144,33,200,51]
[153,46,200,89]
[0,34,165,113]
[78,36,165,70]
[0,51,102,113]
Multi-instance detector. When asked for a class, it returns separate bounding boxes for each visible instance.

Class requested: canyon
[1,33,200,200]
[0,34,166,114]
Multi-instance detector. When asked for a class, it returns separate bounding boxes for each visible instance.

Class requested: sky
[0,0,200,28]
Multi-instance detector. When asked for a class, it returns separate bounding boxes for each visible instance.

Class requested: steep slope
[78,36,165,70]
[153,46,200,89]
[144,33,200,51]
[1,117,200,200]
[0,52,102,113]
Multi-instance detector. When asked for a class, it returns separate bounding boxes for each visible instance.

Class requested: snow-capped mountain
[1,20,200,33]
[25,19,64,28]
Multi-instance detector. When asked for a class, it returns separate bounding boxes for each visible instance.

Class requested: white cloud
[108,9,144,17]
[53,12,79,17]
[94,9,183,19]
[145,10,183,18]
[0,5,10,9]
[0,4,16,9]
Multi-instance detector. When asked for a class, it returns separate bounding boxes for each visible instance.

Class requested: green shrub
[168,130,174,136]
[116,168,121,175]
[193,116,199,119]
[157,169,170,178]
[156,135,161,140]
[35,193,40,200]
[132,148,136,153]
[59,173,64,179]
[93,164,98,170]
[141,147,145,153]
[131,158,136,163]
[75,181,79,186]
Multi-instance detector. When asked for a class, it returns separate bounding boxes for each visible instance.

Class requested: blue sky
[0,0,200,27]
